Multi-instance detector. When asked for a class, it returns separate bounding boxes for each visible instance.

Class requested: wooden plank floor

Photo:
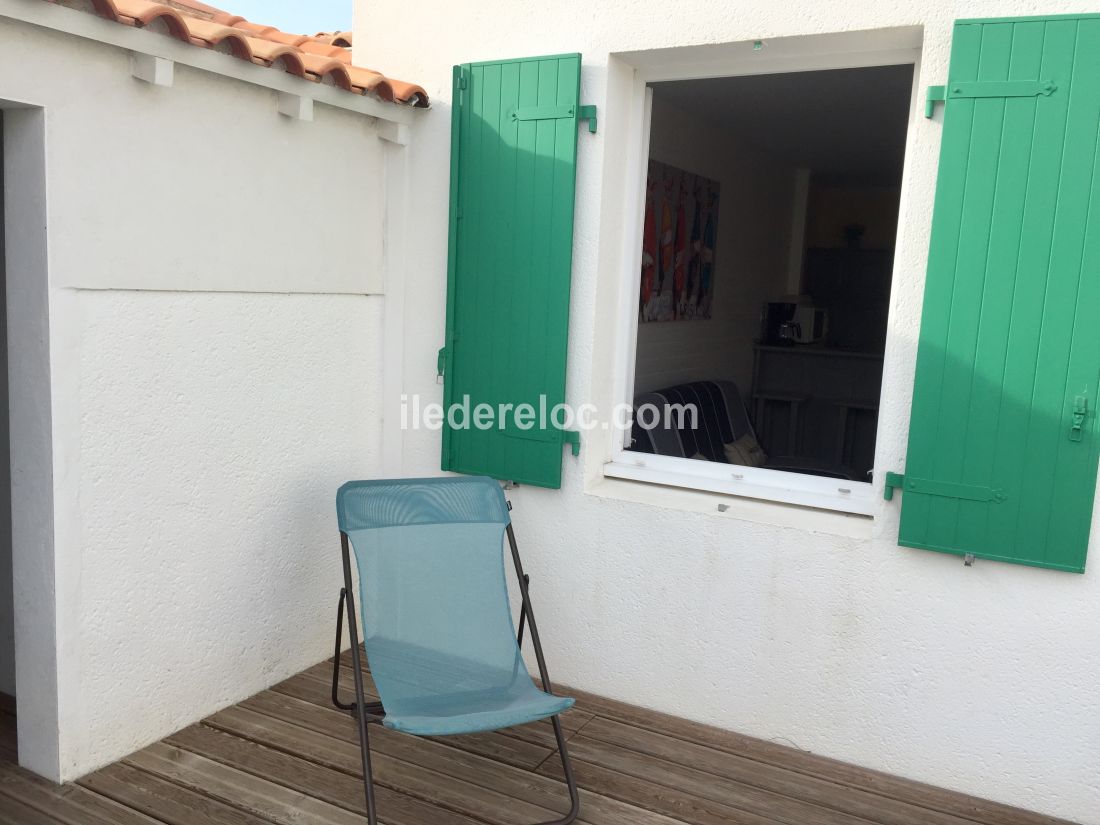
[0,661,1080,825]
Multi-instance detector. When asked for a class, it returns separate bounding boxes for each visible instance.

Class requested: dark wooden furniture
[751,344,883,477]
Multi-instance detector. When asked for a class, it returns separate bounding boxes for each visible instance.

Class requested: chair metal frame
[332,510,581,825]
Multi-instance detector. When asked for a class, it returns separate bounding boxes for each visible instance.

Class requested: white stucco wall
[1,13,401,780]
[0,141,12,697]
[358,2,1100,822]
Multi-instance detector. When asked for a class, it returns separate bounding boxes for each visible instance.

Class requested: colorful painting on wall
[639,160,720,323]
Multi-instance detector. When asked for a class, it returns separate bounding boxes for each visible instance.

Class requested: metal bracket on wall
[578,105,597,134]
[561,430,581,457]
[884,471,905,501]
[924,86,946,118]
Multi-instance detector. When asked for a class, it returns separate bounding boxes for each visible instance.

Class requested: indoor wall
[633,95,796,395]
[804,184,903,251]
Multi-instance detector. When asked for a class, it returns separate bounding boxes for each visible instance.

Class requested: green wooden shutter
[440,54,583,488]
[897,15,1100,572]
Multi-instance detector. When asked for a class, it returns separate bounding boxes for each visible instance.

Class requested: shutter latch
[884,471,905,501]
[1070,395,1088,442]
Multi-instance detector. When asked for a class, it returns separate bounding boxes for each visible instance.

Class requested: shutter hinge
[454,68,468,106]
[925,79,1056,118]
[905,476,1007,504]
[884,471,905,501]
[512,104,576,122]
[437,346,448,379]
[561,430,581,457]
[578,104,597,134]
[1069,395,1088,442]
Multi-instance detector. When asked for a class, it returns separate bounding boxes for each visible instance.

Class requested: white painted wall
[3,104,58,779]
[0,12,402,781]
[357,2,1100,822]
[634,96,795,394]
[0,119,12,697]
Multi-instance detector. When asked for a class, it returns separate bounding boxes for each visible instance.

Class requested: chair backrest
[631,380,754,460]
[337,477,525,714]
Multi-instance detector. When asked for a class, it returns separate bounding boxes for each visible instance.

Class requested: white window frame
[603,32,924,518]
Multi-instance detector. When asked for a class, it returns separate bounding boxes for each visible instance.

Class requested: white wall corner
[277,92,314,122]
[3,105,62,783]
[376,121,409,146]
[130,52,173,87]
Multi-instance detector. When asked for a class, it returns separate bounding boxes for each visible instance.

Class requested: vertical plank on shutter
[953,21,1044,556]
[900,22,983,549]
[926,22,1013,550]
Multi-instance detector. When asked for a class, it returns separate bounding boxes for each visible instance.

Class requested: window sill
[605,453,876,515]
[587,473,875,539]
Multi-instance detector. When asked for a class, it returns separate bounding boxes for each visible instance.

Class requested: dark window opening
[628,65,914,483]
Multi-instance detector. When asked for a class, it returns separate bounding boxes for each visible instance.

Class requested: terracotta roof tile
[241,36,306,77]
[44,0,428,106]
[314,31,354,49]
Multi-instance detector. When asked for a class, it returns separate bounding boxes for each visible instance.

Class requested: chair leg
[516,573,530,646]
[507,523,581,824]
[543,714,581,825]
[341,535,379,825]
[331,588,356,712]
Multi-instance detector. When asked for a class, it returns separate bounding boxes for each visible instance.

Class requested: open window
[608,62,915,515]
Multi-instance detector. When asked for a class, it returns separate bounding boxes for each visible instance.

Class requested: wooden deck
[0,658,1078,825]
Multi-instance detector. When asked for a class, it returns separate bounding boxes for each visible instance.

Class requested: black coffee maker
[760,301,799,346]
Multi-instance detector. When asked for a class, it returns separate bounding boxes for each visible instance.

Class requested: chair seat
[383,682,574,736]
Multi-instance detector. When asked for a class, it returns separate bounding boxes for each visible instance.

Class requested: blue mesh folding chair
[331,476,581,825]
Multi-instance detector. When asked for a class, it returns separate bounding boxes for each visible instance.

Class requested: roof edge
[0,0,424,129]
